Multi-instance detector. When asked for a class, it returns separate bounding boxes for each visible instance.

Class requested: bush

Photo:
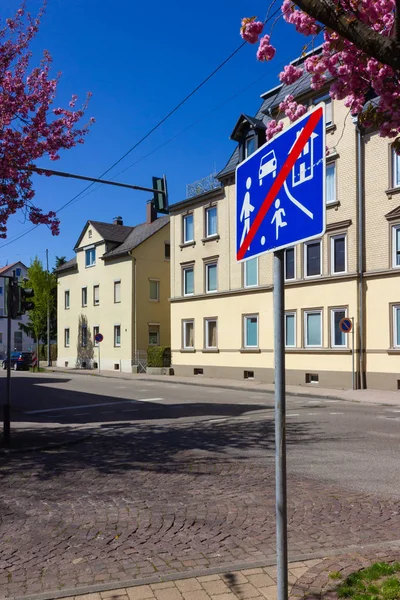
[147,346,171,368]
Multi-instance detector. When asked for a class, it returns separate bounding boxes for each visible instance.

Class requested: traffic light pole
[3,278,14,445]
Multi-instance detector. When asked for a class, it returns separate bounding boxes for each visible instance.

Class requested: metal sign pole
[98,343,101,374]
[3,279,12,445]
[351,317,355,390]
[274,249,288,600]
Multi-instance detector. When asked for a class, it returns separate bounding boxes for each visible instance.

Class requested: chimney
[113,216,123,226]
[146,200,157,224]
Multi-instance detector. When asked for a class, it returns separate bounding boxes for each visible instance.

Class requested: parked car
[2,352,33,371]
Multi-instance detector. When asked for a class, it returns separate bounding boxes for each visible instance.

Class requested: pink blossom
[279,64,303,85]
[279,95,307,122]
[256,35,276,62]
[266,120,284,140]
[0,2,93,237]
[240,17,264,44]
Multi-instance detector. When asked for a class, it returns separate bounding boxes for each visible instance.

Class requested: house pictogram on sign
[290,129,318,187]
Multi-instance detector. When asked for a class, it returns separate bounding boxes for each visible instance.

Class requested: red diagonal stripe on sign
[237,107,323,261]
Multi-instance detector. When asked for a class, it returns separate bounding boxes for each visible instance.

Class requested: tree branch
[292,0,400,70]
[395,0,400,41]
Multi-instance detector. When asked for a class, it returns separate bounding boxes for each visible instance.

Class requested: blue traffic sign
[236,105,326,261]
[95,333,104,343]
[339,318,352,333]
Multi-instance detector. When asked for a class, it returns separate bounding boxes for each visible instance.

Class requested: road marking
[25,397,164,415]
[122,409,139,413]
[308,413,318,416]
[325,400,339,403]
[388,410,400,413]
[100,411,114,414]
[330,412,344,415]
[73,412,90,416]
[287,413,300,417]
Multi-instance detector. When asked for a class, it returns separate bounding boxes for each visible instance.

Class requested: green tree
[19,257,57,368]
[54,256,67,270]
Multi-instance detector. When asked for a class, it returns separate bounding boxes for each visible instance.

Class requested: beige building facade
[57,209,170,373]
[170,53,400,391]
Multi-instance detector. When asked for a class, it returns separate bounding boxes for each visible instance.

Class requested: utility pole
[46,249,51,367]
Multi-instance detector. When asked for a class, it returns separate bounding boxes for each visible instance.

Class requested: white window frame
[148,324,160,346]
[243,314,259,349]
[330,234,347,274]
[205,262,218,293]
[149,279,160,302]
[245,135,256,158]
[244,257,258,288]
[93,285,100,306]
[64,328,70,348]
[392,225,400,268]
[392,147,400,188]
[114,280,121,304]
[85,246,96,268]
[304,240,322,278]
[182,319,194,349]
[183,214,194,243]
[205,206,218,238]
[284,247,296,281]
[204,318,218,349]
[393,305,400,348]
[93,326,100,347]
[304,310,323,348]
[114,324,121,347]
[183,266,194,297]
[326,161,337,205]
[64,290,70,310]
[285,312,296,348]
[330,308,347,348]
[81,287,87,307]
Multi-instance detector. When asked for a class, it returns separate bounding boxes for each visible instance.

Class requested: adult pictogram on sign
[240,176,255,247]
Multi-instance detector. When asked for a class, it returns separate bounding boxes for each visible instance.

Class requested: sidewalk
[28,546,400,600]
[44,366,400,407]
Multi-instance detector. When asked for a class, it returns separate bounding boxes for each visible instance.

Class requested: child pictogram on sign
[271,199,287,240]
[240,176,255,247]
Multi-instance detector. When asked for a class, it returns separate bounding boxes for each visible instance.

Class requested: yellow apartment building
[170,51,400,391]
[56,206,170,373]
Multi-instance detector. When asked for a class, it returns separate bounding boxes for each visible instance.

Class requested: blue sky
[0,0,306,268]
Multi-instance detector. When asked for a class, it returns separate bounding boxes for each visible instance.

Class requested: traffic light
[20,287,35,314]
[152,175,169,214]
[7,278,20,319]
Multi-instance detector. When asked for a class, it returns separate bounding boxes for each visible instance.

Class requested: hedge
[147,346,171,368]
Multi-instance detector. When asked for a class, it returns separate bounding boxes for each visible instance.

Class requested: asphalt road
[2,370,400,497]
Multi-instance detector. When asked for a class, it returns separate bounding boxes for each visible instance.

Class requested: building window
[0,286,3,295]
[182,320,194,349]
[93,285,99,306]
[284,247,295,281]
[304,240,321,277]
[331,234,346,274]
[206,206,218,238]
[114,325,121,347]
[245,135,256,157]
[183,214,194,243]
[313,93,333,127]
[65,290,70,310]
[93,326,99,347]
[14,331,22,351]
[285,313,296,347]
[148,325,160,346]
[183,266,194,296]
[244,315,258,348]
[304,310,322,347]
[392,225,400,267]
[205,262,217,293]
[114,280,121,303]
[88,229,92,239]
[82,287,87,307]
[0,332,3,343]
[204,318,217,349]
[165,242,171,259]
[244,257,258,287]
[85,247,96,268]
[149,279,159,301]
[393,306,400,347]
[326,162,336,204]
[331,308,347,348]
[64,328,70,348]
[392,148,400,188]
[81,325,87,348]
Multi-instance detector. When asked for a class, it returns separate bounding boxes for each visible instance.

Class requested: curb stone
[0,431,93,454]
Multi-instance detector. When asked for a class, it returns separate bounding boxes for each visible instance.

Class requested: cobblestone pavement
[1,417,400,599]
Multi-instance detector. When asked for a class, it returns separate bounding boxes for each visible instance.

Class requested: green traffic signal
[152,175,169,214]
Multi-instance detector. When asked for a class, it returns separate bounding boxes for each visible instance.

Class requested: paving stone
[229,583,261,598]
[127,585,156,600]
[208,594,238,600]
[151,583,177,591]
[181,591,210,600]
[197,576,221,583]
[259,586,277,600]
[154,587,184,600]
[201,580,231,595]
[246,575,276,589]
[101,589,129,598]
[175,580,203,593]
